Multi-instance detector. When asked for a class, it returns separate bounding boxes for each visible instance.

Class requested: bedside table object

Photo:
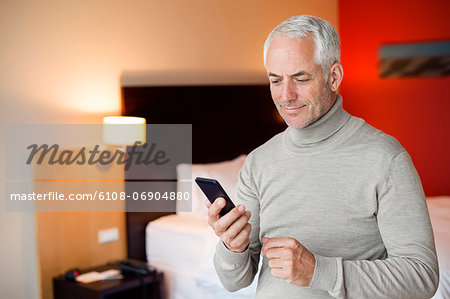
[64,268,80,281]
[53,261,165,299]
[119,259,156,276]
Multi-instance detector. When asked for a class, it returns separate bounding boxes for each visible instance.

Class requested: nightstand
[53,261,165,299]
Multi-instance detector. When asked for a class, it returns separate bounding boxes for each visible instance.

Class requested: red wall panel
[339,0,450,195]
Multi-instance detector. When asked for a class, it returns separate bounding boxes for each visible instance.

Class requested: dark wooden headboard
[121,84,286,261]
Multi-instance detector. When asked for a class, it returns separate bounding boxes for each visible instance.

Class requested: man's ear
[328,62,344,92]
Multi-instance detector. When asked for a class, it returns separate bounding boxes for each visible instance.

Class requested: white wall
[0,0,337,298]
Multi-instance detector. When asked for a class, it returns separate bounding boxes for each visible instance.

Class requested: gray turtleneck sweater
[213,95,438,298]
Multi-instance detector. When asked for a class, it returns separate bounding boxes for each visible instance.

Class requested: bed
[121,84,450,298]
[427,196,450,299]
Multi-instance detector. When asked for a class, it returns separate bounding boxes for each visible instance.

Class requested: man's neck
[284,94,350,147]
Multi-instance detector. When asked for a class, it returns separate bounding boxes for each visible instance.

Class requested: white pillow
[176,155,246,218]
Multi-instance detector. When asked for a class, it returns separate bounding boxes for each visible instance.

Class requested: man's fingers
[263,237,298,247]
[264,247,293,260]
[262,237,298,255]
[207,197,226,224]
[205,197,251,252]
[268,257,296,268]
[227,223,251,249]
[221,213,251,245]
[268,257,283,269]
[263,237,316,287]
[204,199,211,208]
[213,204,247,234]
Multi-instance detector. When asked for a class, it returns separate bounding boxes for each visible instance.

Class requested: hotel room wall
[0,1,338,299]
[339,0,450,196]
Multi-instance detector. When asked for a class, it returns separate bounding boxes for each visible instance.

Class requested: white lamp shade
[103,116,146,146]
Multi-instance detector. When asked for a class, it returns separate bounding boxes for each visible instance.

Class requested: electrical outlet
[98,227,119,244]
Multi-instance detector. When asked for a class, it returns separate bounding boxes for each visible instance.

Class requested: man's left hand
[261,237,316,287]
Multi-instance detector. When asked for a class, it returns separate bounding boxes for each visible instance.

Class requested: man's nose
[279,80,297,103]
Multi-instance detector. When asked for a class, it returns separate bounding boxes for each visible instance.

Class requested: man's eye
[295,78,308,82]
[270,80,280,84]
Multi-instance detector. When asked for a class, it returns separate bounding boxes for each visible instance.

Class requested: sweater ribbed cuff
[309,254,342,294]
[216,240,249,266]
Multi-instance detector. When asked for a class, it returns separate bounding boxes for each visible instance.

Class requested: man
[206,15,439,298]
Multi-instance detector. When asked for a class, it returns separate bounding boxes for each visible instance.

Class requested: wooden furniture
[53,262,165,299]
[35,156,127,299]
[121,84,286,261]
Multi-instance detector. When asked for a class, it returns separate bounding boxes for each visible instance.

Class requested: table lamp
[103,116,146,146]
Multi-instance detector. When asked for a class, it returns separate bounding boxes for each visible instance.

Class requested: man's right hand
[205,197,252,253]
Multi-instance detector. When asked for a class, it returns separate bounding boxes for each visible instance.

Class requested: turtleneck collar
[284,94,350,150]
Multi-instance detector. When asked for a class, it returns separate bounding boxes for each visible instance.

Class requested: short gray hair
[263,15,341,81]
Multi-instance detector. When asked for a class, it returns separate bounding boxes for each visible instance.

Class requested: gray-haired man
[206,15,439,298]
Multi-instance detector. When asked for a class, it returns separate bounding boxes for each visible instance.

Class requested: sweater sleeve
[213,155,261,292]
[309,151,439,298]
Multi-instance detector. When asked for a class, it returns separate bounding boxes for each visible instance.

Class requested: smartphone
[195,177,235,217]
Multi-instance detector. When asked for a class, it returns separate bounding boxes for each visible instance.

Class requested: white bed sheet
[146,214,257,299]
[427,196,450,299]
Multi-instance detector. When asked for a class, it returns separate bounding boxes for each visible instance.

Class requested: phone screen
[195,177,235,217]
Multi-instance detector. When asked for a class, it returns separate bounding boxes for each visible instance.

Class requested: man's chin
[279,111,313,129]
[283,117,310,129]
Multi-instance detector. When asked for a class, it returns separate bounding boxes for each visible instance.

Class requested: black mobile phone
[195,177,236,217]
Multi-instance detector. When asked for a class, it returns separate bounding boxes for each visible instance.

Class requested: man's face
[266,36,335,129]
